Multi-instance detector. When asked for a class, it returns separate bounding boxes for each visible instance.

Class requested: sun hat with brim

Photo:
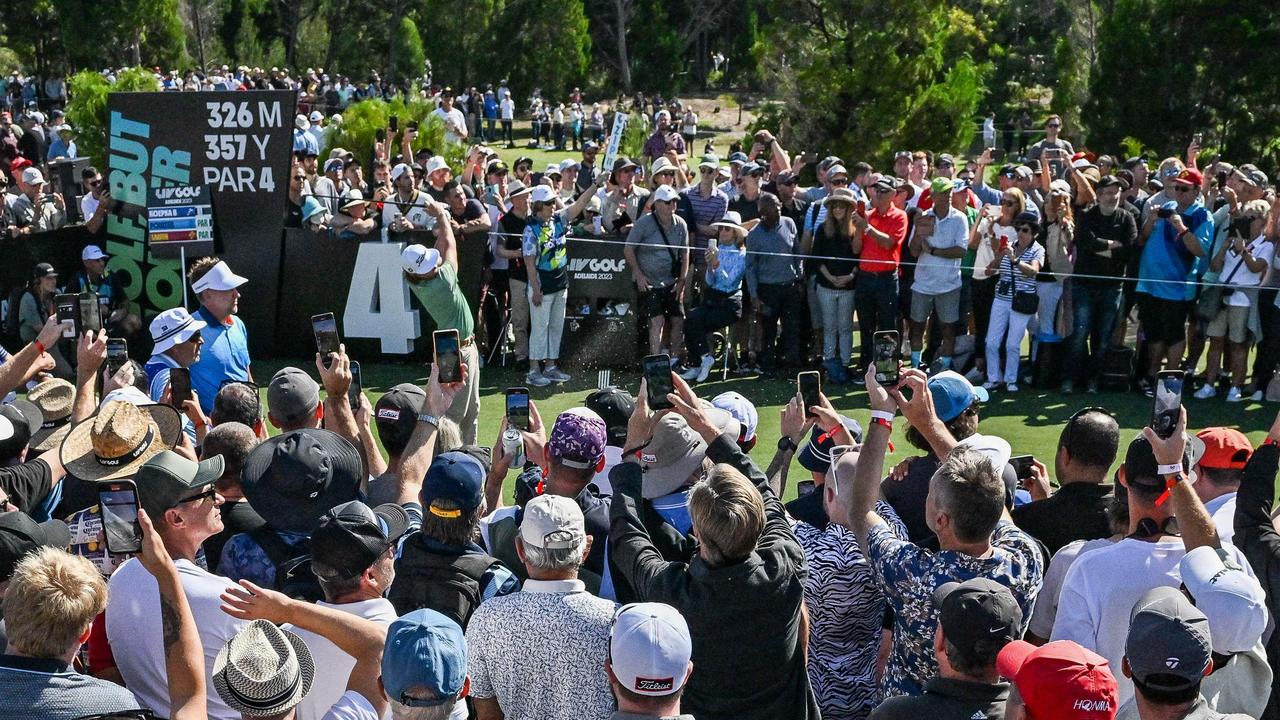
[213,619,315,718]
[149,307,208,356]
[340,189,369,210]
[711,210,747,238]
[825,187,857,206]
[27,377,76,452]
[241,428,363,534]
[59,400,182,482]
[638,414,707,499]
[300,196,327,224]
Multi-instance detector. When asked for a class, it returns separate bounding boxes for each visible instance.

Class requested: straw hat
[27,378,76,452]
[213,620,315,717]
[59,401,181,481]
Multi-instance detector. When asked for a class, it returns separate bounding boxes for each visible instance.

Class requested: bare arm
[316,348,363,473]
[136,510,206,720]
[354,393,388,479]
[891,369,958,457]
[72,330,108,422]
[0,315,61,398]
[397,364,464,505]
[429,201,459,269]
[474,697,505,720]
[844,365,893,548]
[1144,408,1219,551]
[765,395,814,497]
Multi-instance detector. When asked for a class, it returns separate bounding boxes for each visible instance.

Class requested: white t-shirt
[319,690,378,720]
[591,445,623,496]
[290,599,399,720]
[973,219,1017,281]
[682,112,698,136]
[913,207,970,295]
[1051,535,1256,705]
[1026,537,1115,639]
[80,193,99,221]
[1221,236,1275,307]
[433,107,468,144]
[500,98,515,120]
[381,190,436,242]
[1205,492,1238,545]
[105,557,248,720]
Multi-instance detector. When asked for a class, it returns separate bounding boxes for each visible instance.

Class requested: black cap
[311,500,411,580]
[32,262,57,280]
[459,444,493,473]
[1014,211,1040,230]
[612,156,638,174]
[1123,433,1204,488]
[585,387,635,447]
[1097,175,1124,191]
[934,577,1023,655]
[0,400,42,461]
[0,512,71,581]
[374,383,426,452]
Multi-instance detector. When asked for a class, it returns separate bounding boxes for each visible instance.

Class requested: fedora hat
[241,428,362,534]
[59,401,181,482]
[213,619,315,717]
[27,378,76,452]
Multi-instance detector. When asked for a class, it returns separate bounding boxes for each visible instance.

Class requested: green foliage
[64,68,162,169]
[415,0,503,89]
[494,0,589,100]
[52,0,188,68]
[388,17,424,86]
[618,111,649,162]
[323,96,465,171]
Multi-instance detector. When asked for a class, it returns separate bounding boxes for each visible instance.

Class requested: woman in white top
[1037,181,1075,339]
[681,108,698,148]
[1195,201,1275,402]
[983,211,1045,391]
[970,186,1027,379]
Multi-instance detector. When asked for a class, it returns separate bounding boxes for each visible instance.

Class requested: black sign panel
[566,236,633,299]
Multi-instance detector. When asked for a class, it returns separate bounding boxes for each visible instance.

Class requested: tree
[388,17,424,86]
[51,0,188,68]
[494,0,590,100]
[416,0,504,90]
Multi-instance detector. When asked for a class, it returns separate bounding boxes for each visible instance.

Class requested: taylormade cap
[609,602,692,697]
[1125,586,1212,692]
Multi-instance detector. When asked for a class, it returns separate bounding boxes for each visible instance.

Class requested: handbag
[1005,245,1039,315]
[1195,241,1249,322]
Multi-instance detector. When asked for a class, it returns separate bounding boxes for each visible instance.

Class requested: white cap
[956,433,1012,475]
[101,385,153,409]
[1049,179,1072,197]
[400,244,441,275]
[191,260,248,293]
[81,245,108,261]
[529,185,557,204]
[609,602,692,697]
[390,163,413,182]
[308,110,323,122]
[424,156,449,175]
[559,158,577,173]
[545,163,562,177]
[653,185,680,204]
[712,391,758,442]
[149,308,208,355]
[22,167,45,185]
[1180,546,1268,653]
[294,113,310,130]
[519,494,585,550]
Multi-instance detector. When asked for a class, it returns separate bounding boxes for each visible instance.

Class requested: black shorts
[640,285,685,320]
[1138,293,1190,345]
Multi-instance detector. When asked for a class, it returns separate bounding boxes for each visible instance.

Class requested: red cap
[997,640,1118,719]
[1174,168,1203,187]
[9,156,31,173]
[1196,427,1252,470]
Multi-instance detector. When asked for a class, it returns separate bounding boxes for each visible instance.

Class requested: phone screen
[348,361,362,411]
[874,331,901,386]
[78,292,102,336]
[643,354,674,410]
[796,480,816,497]
[1152,371,1183,438]
[169,367,192,407]
[506,388,530,431]
[389,115,399,133]
[99,482,143,555]
[798,371,821,417]
[56,293,78,338]
[434,330,462,383]
[1009,455,1035,481]
[312,313,339,367]
[105,339,128,377]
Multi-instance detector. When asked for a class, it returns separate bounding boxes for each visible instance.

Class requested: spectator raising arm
[397,362,465,506]
[72,329,108,423]
[0,315,61,399]
[1141,407,1219,551]
[136,508,207,720]
[841,364,895,548]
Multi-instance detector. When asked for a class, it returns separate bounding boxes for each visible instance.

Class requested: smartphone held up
[643,354,675,410]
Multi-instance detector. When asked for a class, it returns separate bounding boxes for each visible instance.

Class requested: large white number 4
[343,243,420,353]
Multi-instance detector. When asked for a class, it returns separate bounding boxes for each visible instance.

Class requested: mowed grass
[253,358,1278,503]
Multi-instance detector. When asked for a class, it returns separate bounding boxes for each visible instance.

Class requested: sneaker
[544,366,571,384]
[1006,383,1019,393]
[1226,387,1244,403]
[526,371,551,387]
[982,381,1000,391]
[1252,390,1265,402]
[1061,380,1075,395]
[965,367,985,384]
[731,363,755,376]
[1193,384,1217,400]
[680,364,703,381]
[1138,377,1154,397]
[695,354,716,383]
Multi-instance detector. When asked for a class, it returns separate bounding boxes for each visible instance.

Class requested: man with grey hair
[466,494,614,720]
[200,422,265,573]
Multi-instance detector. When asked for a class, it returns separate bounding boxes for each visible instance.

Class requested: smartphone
[990,147,1005,162]
[506,387,530,431]
[999,237,1009,251]
[1152,370,1183,439]
[1192,132,1203,146]
[796,480,816,497]
[105,338,128,378]
[856,199,867,218]
[643,354,674,410]
[55,293,78,338]
[407,120,419,132]
[798,371,821,418]
[169,367,192,408]
[375,128,386,143]
[389,115,399,133]
[77,292,102,336]
[312,312,339,368]
[873,331,902,386]
[1009,455,1035,482]
[348,361,362,411]
[434,329,462,384]
[1157,206,1174,219]
[98,480,143,555]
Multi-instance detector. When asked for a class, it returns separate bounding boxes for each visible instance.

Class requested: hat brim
[641,447,706,500]
[373,502,412,543]
[59,404,183,482]
[152,320,208,355]
[213,626,315,717]
[30,418,73,453]
[241,430,363,534]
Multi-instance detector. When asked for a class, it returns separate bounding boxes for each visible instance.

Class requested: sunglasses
[292,175,306,181]
[1017,226,1035,234]
[831,178,850,186]
[1000,198,1017,206]
[1173,185,1194,193]
[88,179,102,187]
[1047,123,1062,128]
[699,167,716,174]
[174,486,218,507]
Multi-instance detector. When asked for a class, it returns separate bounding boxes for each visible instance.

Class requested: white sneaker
[544,366,571,383]
[526,371,551,387]
[1226,387,1244,403]
[1194,384,1217,399]
[1006,383,1019,393]
[1252,390,1264,402]
[982,381,999,391]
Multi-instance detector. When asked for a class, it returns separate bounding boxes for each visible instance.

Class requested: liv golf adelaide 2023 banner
[105,90,294,352]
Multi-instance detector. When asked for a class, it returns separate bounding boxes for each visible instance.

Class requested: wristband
[1264,437,1280,448]
[1157,463,1183,477]
[871,417,892,430]
[870,410,896,423]
[34,340,45,354]
[1154,471,1185,507]
[417,413,440,427]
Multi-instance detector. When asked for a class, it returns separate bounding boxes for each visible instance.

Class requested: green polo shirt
[408,260,474,337]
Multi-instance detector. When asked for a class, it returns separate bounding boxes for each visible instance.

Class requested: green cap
[930,176,954,195]
[136,450,224,520]
[698,154,720,169]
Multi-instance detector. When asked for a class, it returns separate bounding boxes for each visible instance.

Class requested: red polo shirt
[860,205,909,272]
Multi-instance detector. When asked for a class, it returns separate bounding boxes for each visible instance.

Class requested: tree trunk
[192,0,208,69]
[614,0,631,91]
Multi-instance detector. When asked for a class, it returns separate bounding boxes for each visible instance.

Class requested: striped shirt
[995,243,1045,299]
[682,184,730,241]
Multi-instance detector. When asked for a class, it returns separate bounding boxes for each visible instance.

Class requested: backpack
[388,535,503,628]
[1100,346,1136,392]
[249,526,324,603]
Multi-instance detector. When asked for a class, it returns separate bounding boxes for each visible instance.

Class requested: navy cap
[421,451,485,516]
[382,609,468,707]
[798,417,863,473]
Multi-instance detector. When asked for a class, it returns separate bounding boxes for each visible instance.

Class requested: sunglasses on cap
[1061,406,1115,448]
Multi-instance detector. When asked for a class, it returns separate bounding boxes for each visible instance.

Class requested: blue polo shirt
[1137,202,1213,301]
[188,306,251,414]
[144,353,197,443]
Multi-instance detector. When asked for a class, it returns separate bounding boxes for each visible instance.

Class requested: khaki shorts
[1205,304,1249,344]
[911,288,961,324]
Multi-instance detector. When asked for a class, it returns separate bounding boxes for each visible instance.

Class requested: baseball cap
[0,400,41,460]
[584,387,635,448]
[929,370,989,422]
[1125,586,1212,692]
[871,175,898,192]
[1123,433,1204,488]
[425,156,449,175]
[81,245,108,261]
[32,262,57,280]
[149,307,208,355]
[741,161,765,177]
[381,609,468,707]
[1049,179,1072,197]
[698,154,720,169]
[374,383,426,450]
[930,176,953,195]
[1097,175,1124,190]
[711,391,758,443]
[934,578,1022,655]
[520,494,586,550]
[1195,427,1252,470]
[135,450,225,521]
[191,260,248,293]
[548,408,607,470]
[308,110,323,122]
[997,640,1118,720]
[323,158,344,174]
[559,158,577,173]
[0,512,71,582]
[421,451,485,516]
[310,500,411,580]
[798,417,863,473]
[638,414,707,499]
[727,152,748,165]
[612,157,638,174]
[610,602,693,697]
[653,185,679,203]
[507,180,531,198]
[401,244,442,275]
[529,185,557,204]
[267,367,320,422]
[1174,168,1203,187]
[390,163,413,182]
[21,167,45,185]
[1179,546,1267,654]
